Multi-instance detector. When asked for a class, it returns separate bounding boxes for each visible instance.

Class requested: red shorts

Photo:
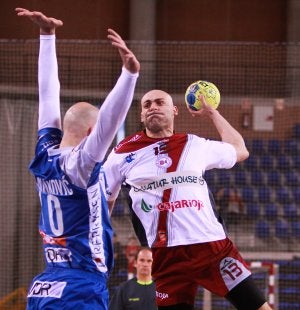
[152,238,251,307]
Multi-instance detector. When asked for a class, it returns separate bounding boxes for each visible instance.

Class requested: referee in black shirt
[109,247,157,310]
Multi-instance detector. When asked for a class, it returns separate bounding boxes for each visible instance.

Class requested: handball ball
[185,80,220,111]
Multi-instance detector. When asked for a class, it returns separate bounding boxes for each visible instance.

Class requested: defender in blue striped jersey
[15,8,140,310]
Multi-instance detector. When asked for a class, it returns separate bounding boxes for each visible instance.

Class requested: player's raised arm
[107,28,140,74]
[84,29,140,162]
[189,95,249,162]
[15,8,63,130]
[15,8,63,35]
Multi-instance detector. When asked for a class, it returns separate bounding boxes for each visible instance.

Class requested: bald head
[61,102,99,147]
[141,89,173,106]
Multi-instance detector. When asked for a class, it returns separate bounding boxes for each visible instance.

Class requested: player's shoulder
[185,133,206,144]
[35,127,62,154]
[127,277,140,288]
[114,131,150,153]
[118,277,136,290]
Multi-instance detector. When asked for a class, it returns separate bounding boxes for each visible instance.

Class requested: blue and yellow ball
[185,80,220,111]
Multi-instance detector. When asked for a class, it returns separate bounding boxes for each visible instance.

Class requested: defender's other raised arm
[84,29,140,162]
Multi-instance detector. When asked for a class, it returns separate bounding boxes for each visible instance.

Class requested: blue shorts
[26,267,109,310]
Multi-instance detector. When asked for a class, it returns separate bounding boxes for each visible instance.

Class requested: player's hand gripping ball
[185,80,220,111]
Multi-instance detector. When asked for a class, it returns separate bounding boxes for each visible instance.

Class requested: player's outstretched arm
[16,8,62,130]
[84,29,139,162]
[15,8,63,35]
[107,28,140,74]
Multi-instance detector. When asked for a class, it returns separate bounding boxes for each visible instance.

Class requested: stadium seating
[233,169,248,186]
[292,155,300,169]
[258,186,273,204]
[217,169,232,184]
[264,203,278,219]
[250,170,266,186]
[276,187,292,204]
[111,203,125,217]
[283,139,298,155]
[291,222,300,239]
[260,154,275,170]
[277,154,292,170]
[266,170,282,187]
[251,139,265,155]
[237,138,300,247]
[246,203,261,219]
[204,171,215,187]
[283,203,298,219]
[292,123,300,139]
[210,138,298,247]
[277,259,300,310]
[243,155,259,170]
[267,139,282,154]
[292,187,300,204]
[275,218,290,240]
[255,219,271,239]
[241,186,256,203]
[283,171,299,187]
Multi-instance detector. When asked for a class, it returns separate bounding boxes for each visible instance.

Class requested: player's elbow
[236,147,249,163]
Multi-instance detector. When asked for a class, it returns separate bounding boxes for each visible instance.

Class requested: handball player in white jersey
[16,8,140,310]
[103,90,272,310]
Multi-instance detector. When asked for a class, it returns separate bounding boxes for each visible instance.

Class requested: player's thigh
[194,239,251,297]
[153,246,198,306]
[155,273,198,307]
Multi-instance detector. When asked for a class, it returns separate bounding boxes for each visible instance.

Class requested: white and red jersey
[103,130,237,248]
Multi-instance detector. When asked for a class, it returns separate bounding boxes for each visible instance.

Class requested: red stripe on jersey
[153,134,188,247]
[114,131,161,153]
